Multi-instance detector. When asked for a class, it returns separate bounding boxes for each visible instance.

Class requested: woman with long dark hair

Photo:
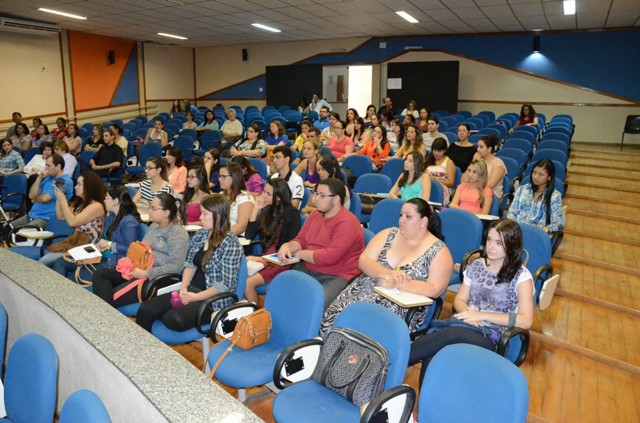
[513,103,538,129]
[219,162,254,235]
[165,146,187,196]
[409,219,534,383]
[507,159,564,233]
[301,156,351,214]
[203,148,221,193]
[136,194,242,332]
[133,156,174,213]
[357,124,390,170]
[320,198,452,336]
[230,155,265,195]
[425,137,455,206]
[394,124,426,159]
[197,110,220,134]
[184,167,211,225]
[351,117,371,150]
[244,178,301,303]
[389,151,431,202]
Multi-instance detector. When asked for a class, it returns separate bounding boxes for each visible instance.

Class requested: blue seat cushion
[151,321,210,345]
[117,303,140,317]
[207,340,286,388]
[272,380,359,423]
[8,246,41,260]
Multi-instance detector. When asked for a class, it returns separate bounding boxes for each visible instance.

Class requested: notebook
[374,286,434,307]
[262,253,301,266]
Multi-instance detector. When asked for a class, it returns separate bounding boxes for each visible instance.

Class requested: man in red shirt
[278,178,364,309]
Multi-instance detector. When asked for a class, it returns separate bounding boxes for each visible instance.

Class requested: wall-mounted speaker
[108,50,115,64]
[242,48,248,61]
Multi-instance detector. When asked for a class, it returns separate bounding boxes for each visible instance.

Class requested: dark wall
[387,61,459,114]
[265,64,322,108]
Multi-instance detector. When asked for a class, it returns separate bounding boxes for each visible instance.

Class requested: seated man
[270,146,304,209]
[278,178,364,309]
[90,128,124,178]
[313,106,331,132]
[11,153,73,230]
[220,108,244,148]
[422,116,448,150]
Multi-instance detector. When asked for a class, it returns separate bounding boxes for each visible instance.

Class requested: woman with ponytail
[319,198,452,336]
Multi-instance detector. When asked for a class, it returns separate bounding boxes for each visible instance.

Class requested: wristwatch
[106,241,113,250]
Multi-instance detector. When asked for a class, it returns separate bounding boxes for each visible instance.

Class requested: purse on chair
[113,241,154,302]
[208,308,272,379]
[62,244,104,287]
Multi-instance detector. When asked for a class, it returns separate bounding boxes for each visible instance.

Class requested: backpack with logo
[312,327,389,407]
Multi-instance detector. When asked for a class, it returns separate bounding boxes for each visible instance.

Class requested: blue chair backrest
[487,123,507,139]
[24,147,40,164]
[439,208,483,265]
[467,117,485,130]
[514,124,539,137]
[174,136,195,160]
[457,111,472,119]
[59,390,110,423]
[443,131,458,143]
[369,198,404,234]
[537,140,568,155]
[478,127,501,140]
[519,223,552,297]
[349,190,362,221]
[180,129,197,141]
[335,302,410,390]
[509,130,535,144]
[1,173,27,209]
[46,218,73,236]
[247,157,268,180]
[342,155,373,178]
[419,344,529,423]
[430,179,444,204]
[4,333,59,423]
[453,167,462,189]
[489,194,500,216]
[531,148,568,166]
[139,142,163,167]
[381,157,404,183]
[265,271,324,347]
[138,222,149,240]
[501,157,521,181]
[473,114,490,126]
[363,227,375,246]
[353,173,393,194]
[541,131,570,144]
[496,148,527,166]
[504,138,533,155]
[469,134,483,145]
[0,302,6,378]
[478,111,496,121]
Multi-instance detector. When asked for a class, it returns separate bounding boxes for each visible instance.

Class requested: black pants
[92,267,140,307]
[136,293,212,333]
[409,327,496,387]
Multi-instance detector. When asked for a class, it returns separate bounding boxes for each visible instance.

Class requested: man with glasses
[11,153,73,230]
[313,106,332,132]
[271,146,304,208]
[278,178,363,310]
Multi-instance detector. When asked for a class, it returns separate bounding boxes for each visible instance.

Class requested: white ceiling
[1,0,639,47]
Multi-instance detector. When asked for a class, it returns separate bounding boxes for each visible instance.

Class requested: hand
[96,239,109,251]
[204,160,212,172]
[247,255,266,264]
[179,291,198,306]
[377,270,410,289]
[54,187,65,199]
[254,195,268,210]
[453,310,483,324]
[129,268,148,279]
[277,243,293,261]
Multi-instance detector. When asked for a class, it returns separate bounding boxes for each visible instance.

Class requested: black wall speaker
[108,50,115,64]
[242,48,248,61]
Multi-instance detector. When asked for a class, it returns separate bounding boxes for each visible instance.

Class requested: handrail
[67,104,158,125]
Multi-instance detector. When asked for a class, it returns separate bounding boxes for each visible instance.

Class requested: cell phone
[84,246,96,253]
[54,178,66,191]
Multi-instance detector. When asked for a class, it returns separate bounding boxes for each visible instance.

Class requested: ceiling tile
[481,5,516,18]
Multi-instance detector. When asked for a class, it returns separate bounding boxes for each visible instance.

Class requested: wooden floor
[173,142,640,423]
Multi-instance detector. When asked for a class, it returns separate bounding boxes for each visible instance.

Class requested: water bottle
[170,291,183,308]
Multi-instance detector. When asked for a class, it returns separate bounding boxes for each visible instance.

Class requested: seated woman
[31,118,43,139]
[136,194,242,332]
[53,140,77,178]
[328,119,354,163]
[219,162,255,236]
[133,157,174,213]
[301,156,350,214]
[39,172,106,268]
[293,138,322,188]
[170,99,183,117]
[244,178,302,303]
[363,105,377,124]
[345,108,359,138]
[51,117,68,141]
[450,160,493,215]
[447,124,476,173]
[389,151,431,202]
[91,193,189,308]
[351,117,371,150]
[401,100,420,119]
[409,219,534,383]
[292,120,312,153]
[511,103,539,131]
[143,120,169,149]
[463,135,506,198]
[229,123,267,159]
[165,147,187,197]
[231,155,264,195]
[507,159,564,234]
[417,108,430,133]
[266,120,291,147]
[84,124,104,153]
[386,118,403,152]
[357,124,390,171]
[394,124,427,159]
[425,137,455,206]
[11,123,33,154]
[52,185,140,277]
[184,167,211,225]
[32,123,53,148]
[181,112,198,131]
[24,141,53,176]
[320,198,452,336]
[0,138,25,180]
[197,110,220,134]
[203,148,221,193]
[63,123,82,155]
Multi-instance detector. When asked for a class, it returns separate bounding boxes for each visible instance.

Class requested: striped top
[139,179,174,202]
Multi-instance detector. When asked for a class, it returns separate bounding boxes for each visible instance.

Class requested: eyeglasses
[313,192,337,200]
[149,207,165,212]
[219,174,231,179]
[187,175,198,179]
[145,166,157,171]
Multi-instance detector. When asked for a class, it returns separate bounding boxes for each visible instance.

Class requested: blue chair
[59,390,110,423]
[381,157,404,183]
[363,227,375,246]
[78,150,96,169]
[541,131,570,145]
[469,134,483,145]
[531,148,568,167]
[489,194,500,217]
[487,123,507,139]
[519,223,553,306]
[348,190,362,222]
[353,174,393,195]
[247,157,268,180]
[207,270,324,402]
[466,117,485,130]
[473,113,491,127]
[194,130,222,156]
[0,302,6,378]
[496,148,528,167]
[343,155,373,178]
[418,344,529,423]
[23,147,40,164]
[457,110,472,119]
[501,156,522,183]
[478,111,496,121]
[174,135,195,161]
[272,302,411,423]
[0,173,28,216]
[180,128,197,141]
[300,187,312,210]
[369,198,404,234]
[504,138,533,156]
[430,179,444,205]
[443,131,458,143]
[439,208,483,287]
[3,333,59,423]
[8,218,73,257]
[514,124,539,138]
[150,255,248,368]
[127,143,162,176]
[537,139,569,156]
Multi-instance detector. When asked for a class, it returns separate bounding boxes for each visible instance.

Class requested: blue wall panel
[112,47,139,106]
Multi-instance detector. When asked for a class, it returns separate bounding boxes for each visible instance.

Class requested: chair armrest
[141,273,182,301]
[194,292,240,335]
[207,302,257,340]
[8,223,42,247]
[273,338,323,390]
[533,264,553,288]
[497,327,530,366]
[359,385,416,423]
[407,296,443,340]
[550,231,564,256]
[1,192,26,208]
[39,234,71,257]
[460,248,483,284]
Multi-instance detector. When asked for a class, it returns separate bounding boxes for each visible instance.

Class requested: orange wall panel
[68,31,135,111]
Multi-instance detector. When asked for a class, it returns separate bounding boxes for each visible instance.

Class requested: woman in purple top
[231,156,264,195]
[293,138,322,188]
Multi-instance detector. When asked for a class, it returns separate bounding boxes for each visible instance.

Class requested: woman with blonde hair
[294,138,322,188]
[450,159,493,215]
[394,124,426,159]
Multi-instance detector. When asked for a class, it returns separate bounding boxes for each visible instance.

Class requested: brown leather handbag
[47,231,90,253]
